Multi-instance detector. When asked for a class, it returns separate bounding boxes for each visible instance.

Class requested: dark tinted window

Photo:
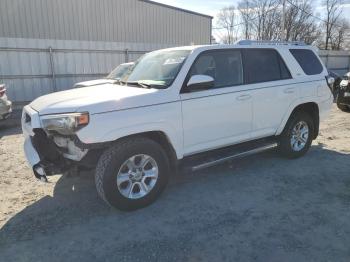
[188,50,243,89]
[279,57,291,79]
[289,49,323,75]
[244,49,291,84]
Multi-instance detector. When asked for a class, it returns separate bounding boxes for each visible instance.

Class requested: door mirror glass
[186,75,214,92]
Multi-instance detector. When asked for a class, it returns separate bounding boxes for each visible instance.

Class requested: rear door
[242,48,299,138]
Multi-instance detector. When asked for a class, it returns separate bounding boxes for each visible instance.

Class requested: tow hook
[33,164,48,182]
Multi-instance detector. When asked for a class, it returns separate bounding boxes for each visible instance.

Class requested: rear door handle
[284,88,295,94]
[236,94,252,101]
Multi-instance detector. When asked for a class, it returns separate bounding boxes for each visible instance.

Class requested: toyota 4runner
[22,40,333,210]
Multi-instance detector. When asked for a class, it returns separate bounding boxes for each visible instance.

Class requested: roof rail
[235,40,306,46]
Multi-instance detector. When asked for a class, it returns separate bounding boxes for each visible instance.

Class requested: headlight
[41,112,89,135]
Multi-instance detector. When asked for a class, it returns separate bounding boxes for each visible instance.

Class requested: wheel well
[290,102,319,139]
[79,131,178,170]
[116,131,179,171]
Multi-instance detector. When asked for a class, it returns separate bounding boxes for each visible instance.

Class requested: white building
[0,0,212,102]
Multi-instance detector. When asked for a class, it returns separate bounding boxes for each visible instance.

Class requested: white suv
[22,41,333,210]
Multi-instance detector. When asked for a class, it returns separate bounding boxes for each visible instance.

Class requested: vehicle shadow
[0,109,22,130]
[0,125,22,138]
[1,144,350,261]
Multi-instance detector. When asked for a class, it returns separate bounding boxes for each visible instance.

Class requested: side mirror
[186,75,214,92]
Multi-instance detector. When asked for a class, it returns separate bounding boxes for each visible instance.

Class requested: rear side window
[289,49,323,75]
[244,49,291,84]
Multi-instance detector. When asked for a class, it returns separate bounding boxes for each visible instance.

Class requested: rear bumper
[0,100,12,120]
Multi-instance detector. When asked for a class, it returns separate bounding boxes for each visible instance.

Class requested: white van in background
[74,62,134,88]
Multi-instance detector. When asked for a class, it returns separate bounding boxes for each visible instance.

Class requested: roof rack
[235,40,306,46]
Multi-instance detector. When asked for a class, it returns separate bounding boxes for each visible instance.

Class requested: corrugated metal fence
[0,37,176,102]
[319,50,350,76]
[0,46,147,101]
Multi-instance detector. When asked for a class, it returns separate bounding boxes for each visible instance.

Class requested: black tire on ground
[95,137,170,211]
[278,111,314,159]
[337,103,350,113]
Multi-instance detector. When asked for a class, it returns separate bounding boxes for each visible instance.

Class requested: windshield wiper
[113,79,127,85]
[124,81,152,89]
[126,80,167,89]
[137,81,152,89]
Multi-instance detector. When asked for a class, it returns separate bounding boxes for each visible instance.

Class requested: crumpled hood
[30,84,165,115]
[74,78,115,87]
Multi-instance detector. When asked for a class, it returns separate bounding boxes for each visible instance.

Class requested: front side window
[244,49,291,84]
[289,49,323,75]
[187,50,243,89]
[122,50,190,88]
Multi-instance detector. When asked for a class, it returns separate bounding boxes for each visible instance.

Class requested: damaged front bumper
[22,105,89,181]
[23,136,47,181]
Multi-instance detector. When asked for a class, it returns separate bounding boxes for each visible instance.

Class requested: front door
[180,49,253,155]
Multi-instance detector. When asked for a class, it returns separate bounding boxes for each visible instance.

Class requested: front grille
[31,129,63,164]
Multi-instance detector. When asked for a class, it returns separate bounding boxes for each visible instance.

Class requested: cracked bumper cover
[22,106,88,176]
[24,137,40,167]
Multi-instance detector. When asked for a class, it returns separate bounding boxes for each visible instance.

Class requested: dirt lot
[0,105,350,262]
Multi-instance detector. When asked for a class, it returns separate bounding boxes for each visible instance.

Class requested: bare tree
[249,0,280,40]
[237,0,281,41]
[216,6,237,44]
[237,0,255,39]
[283,0,320,44]
[330,18,349,50]
[219,0,322,45]
[324,0,343,50]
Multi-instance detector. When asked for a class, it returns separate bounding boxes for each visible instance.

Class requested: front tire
[95,137,170,211]
[278,111,314,159]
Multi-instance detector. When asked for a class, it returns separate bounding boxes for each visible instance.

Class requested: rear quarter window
[289,49,323,75]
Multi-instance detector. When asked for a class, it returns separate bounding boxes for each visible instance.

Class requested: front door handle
[284,88,295,94]
[236,94,252,101]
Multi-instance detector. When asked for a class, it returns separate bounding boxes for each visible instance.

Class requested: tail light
[0,84,6,97]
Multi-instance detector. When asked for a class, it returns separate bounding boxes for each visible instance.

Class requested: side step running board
[191,142,278,171]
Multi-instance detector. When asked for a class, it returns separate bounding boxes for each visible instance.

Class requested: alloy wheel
[116,154,159,199]
[290,121,309,152]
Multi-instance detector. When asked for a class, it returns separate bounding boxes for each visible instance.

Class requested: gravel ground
[0,105,350,262]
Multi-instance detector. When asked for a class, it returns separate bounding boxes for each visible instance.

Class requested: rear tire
[278,111,314,159]
[95,137,170,211]
[337,103,350,112]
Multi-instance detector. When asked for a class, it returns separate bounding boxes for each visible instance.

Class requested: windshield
[107,64,133,79]
[122,50,190,88]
